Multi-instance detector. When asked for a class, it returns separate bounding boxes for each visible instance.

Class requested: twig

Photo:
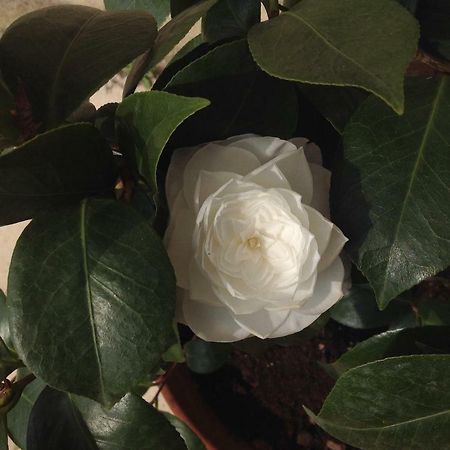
[149,363,177,406]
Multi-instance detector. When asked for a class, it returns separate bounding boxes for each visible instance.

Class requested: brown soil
[192,322,372,450]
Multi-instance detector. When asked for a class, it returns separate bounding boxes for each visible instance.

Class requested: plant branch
[149,363,176,406]
[407,50,450,76]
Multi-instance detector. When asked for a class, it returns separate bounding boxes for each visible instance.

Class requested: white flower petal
[194,170,241,213]
[189,261,222,306]
[234,309,290,339]
[273,149,314,204]
[182,299,250,342]
[317,225,348,272]
[303,141,323,165]
[165,193,195,289]
[268,309,319,338]
[309,163,331,217]
[303,205,334,257]
[212,285,268,314]
[183,143,260,209]
[293,271,317,304]
[224,135,296,163]
[289,137,308,149]
[300,257,345,316]
[244,161,291,190]
[165,146,198,210]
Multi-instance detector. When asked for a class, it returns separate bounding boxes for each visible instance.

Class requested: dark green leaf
[419,298,450,326]
[397,0,419,14]
[0,123,115,227]
[0,6,157,127]
[248,0,419,114]
[0,290,10,350]
[8,374,46,450]
[306,355,450,450]
[0,291,21,379]
[75,393,187,449]
[170,0,201,16]
[7,198,177,407]
[171,34,204,64]
[332,326,450,374]
[202,0,260,43]
[0,74,18,147]
[104,0,170,26]
[185,338,231,374]
[165,39,298,145]
[298,85,368,134]
[94,102,118,144]
[261,0,279,17]
[116,91,209,192]
[28,387,186,450]
[334,77,450,308]
[0,416,6,450]
[163,413,206,450]
[330,285,413,329]
[124,0,216,96]
[27,387,96,450]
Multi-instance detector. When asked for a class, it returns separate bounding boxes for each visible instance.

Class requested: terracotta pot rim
[161,363,251,450]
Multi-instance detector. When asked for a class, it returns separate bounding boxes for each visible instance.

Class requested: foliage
[0,0,448,448]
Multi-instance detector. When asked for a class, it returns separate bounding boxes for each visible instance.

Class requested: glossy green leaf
[27,387,98,450]
[202,0,260,43]
[0,74,18,147]
[165,39,298,145]
[8,374,46,450]
[75,393,187,449]
[123,0,216,96]
[332,326,450,374]
[27,387,186,450]
[7,198,177,407]
[0,416,6,450]
[334,77,450,309]
[418,298,450,326]
[0,290,10,349]
[185,338,231,374]
[170,0,201,16]
[0,123,115,227]
[104,0,170,26]
[261,0,279,18]
[248,0,419,114]
[306,355,450,450]
[0,6,157,127]
[330,285,413,329]
[163,413,206,450]
[397,0,419,14]
[0,291,21,379]
[298,85,368,134]
[171,34,204,64]
[116,91,209,192]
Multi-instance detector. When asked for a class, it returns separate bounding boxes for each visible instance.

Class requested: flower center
[246,236,261,249]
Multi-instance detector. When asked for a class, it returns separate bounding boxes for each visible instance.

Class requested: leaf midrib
[378,77,447,304]
[80,200,106,404]
[317,407,450,433]
[284,10,393,100]
[47,11,102,125]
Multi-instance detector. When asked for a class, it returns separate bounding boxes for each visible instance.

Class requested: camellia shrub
[0,0,449,449]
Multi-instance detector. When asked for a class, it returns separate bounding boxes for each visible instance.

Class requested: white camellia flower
[164,135,348,342]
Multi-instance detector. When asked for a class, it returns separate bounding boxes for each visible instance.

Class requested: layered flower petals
[165,134,348,342]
